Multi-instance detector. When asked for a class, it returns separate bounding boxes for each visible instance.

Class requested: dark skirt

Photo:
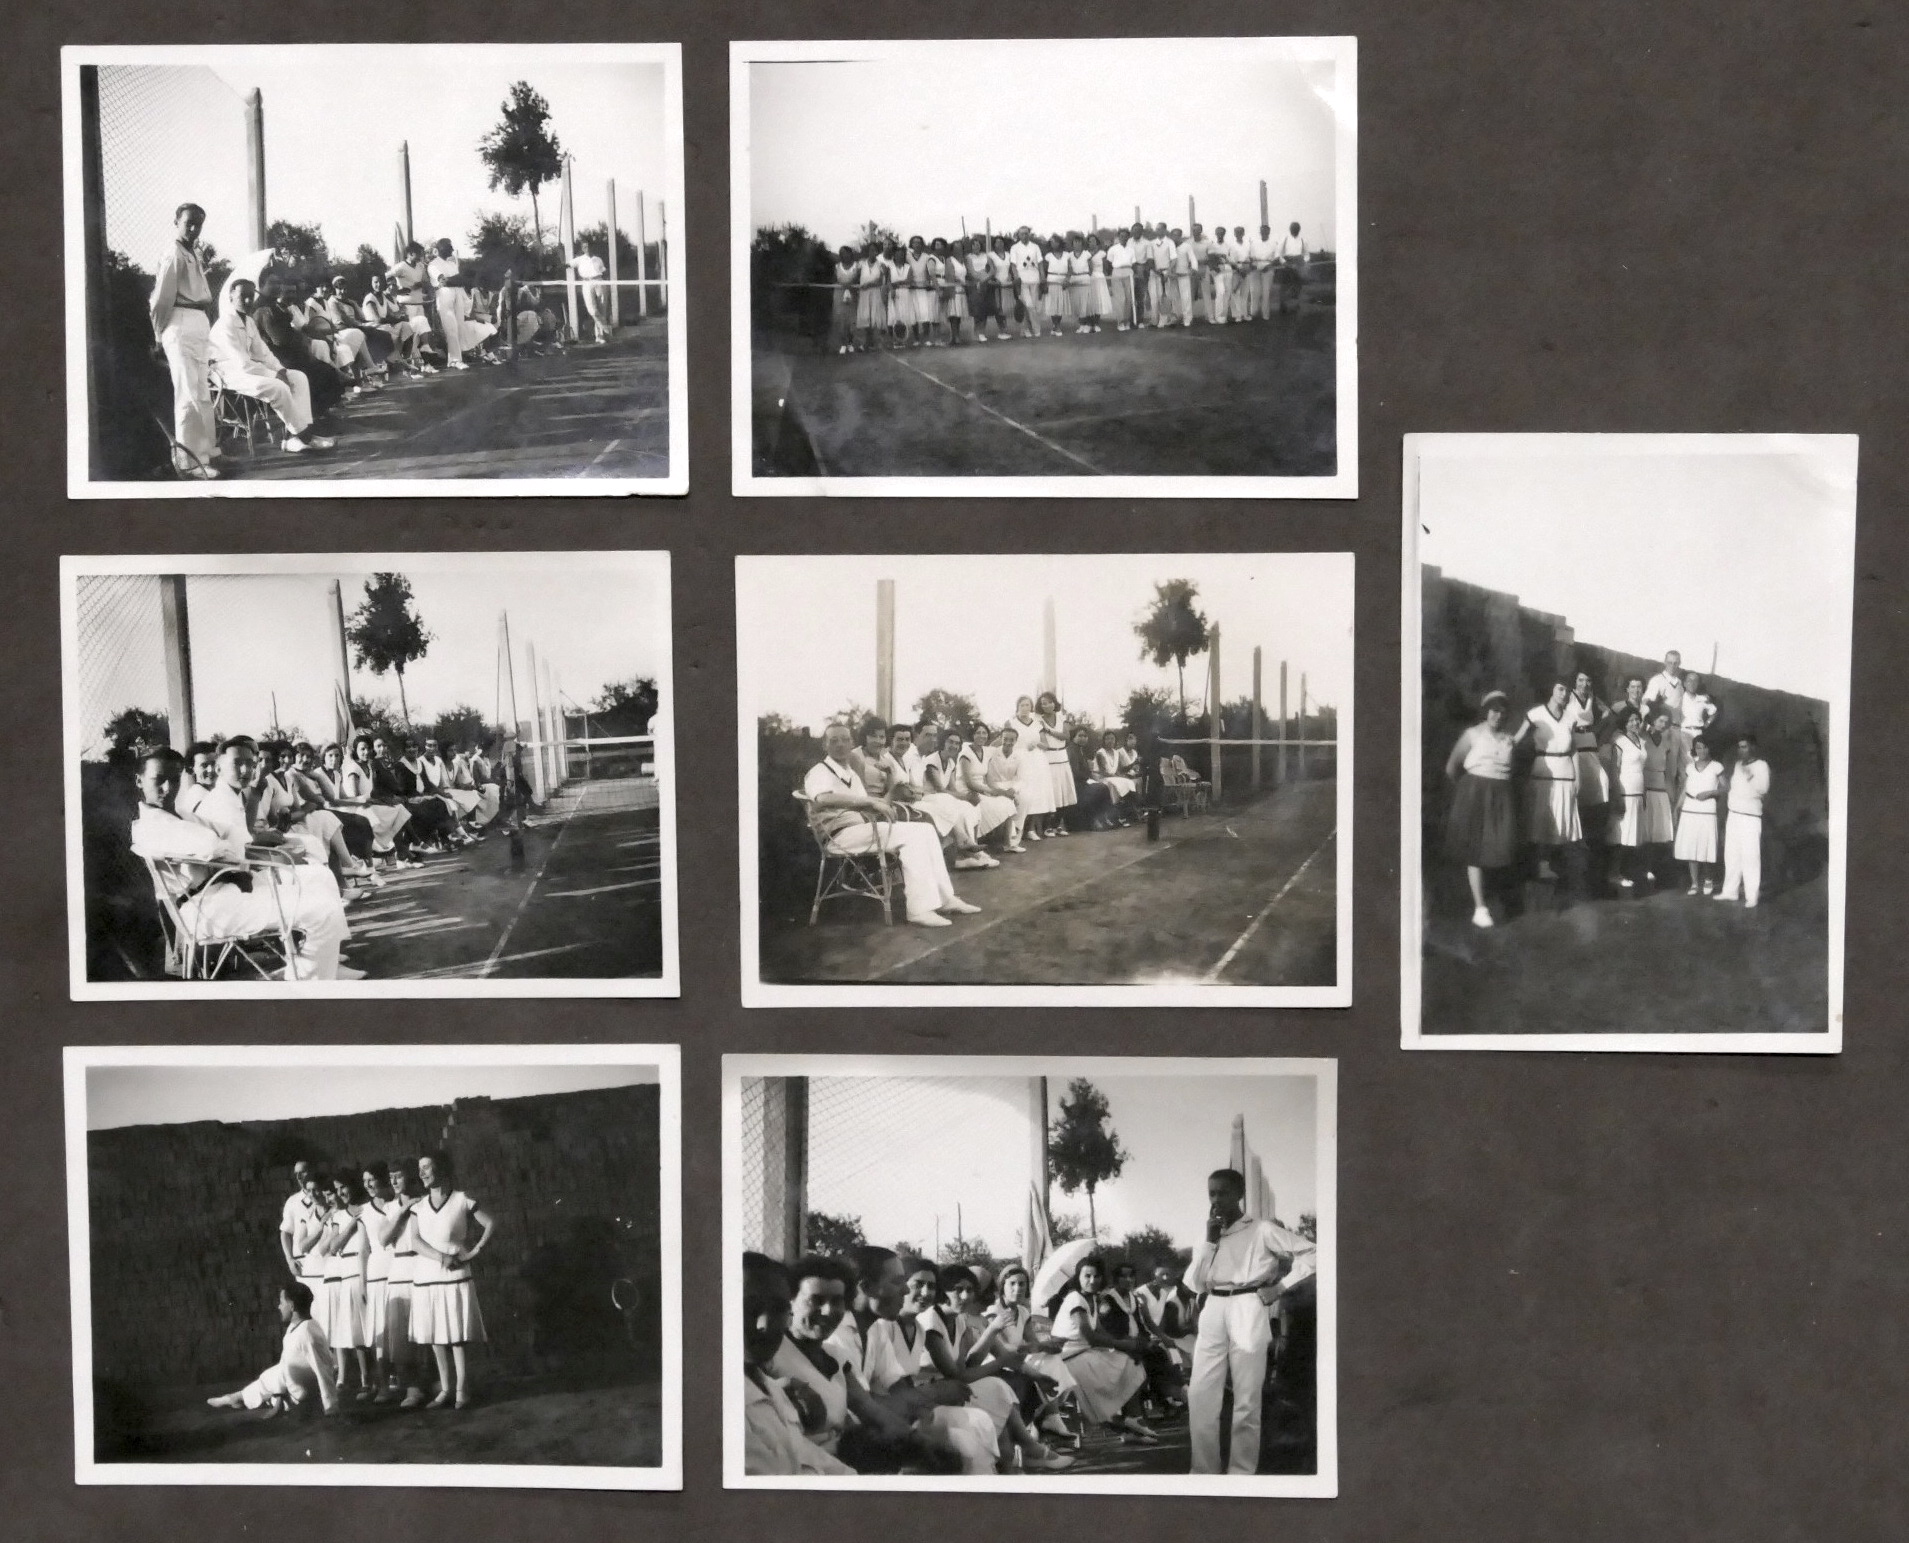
[1445,773,1517,869]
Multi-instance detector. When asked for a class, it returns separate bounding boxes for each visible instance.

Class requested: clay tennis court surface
[762,778,1337,988]
[340,781,663,982]
[222,324,669,482]
[752,309,1336,479]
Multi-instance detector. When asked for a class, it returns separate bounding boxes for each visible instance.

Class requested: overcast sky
[1419,440,1857,703]
[739,553,1353,734]
[800,1073,1318,1253]
[747,41,1339,249]
[102,52,668,267]
[89,1062,658,1130]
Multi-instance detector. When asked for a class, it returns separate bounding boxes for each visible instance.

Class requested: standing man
[1185,1167,1292,1476]
[1106,227,1136,330]
[1008,227,1045,338]
[150,203,218,478]
[1718,734,1770,908]
[1643,651,1689,784]
[1226,226,1252,320]
[1247,223,1279,318]
[1187,223,1213,322]
[1168,228,1197,327]
[1273,221,1309,313]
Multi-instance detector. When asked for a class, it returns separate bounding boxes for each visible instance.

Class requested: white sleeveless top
[1461,727,1515,779]
[410,1189,480,1285]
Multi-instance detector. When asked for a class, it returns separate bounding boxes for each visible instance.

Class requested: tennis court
[224,327,670,483]
[762,778,1336,988]
[344,777,663,982]
[752,310,1336,479]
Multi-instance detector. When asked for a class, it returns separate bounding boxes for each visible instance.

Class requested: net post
[875,579,895,726]
[760,1077,808,1260]
[606,179,620,332]
[1208,624,1222,805]
[1299,674,1309,780]
[243,89,267,252]
[560,155,579,341]
[159,575,195,751]
[635,191,649,319]
[1252,646,1263,793]
[1279,660,1289,785]
[329,580,353,745]
[1030,1076,1049,1219]
[1259,178,1269,229]
[1041,597,1057,699]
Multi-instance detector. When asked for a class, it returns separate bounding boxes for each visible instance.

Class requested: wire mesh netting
[71,576,168,761]
[96,64,250,268]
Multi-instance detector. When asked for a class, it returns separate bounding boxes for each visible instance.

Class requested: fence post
[635,192,649,318]
[1208,625,1222,807]
[560,155,579,341]
[1251,646,1263,792]
[243,90,267,253]
[1278,661,1289,784]
[1299,674,1309,780]
[606,179,620,332]
[160,576,195,751]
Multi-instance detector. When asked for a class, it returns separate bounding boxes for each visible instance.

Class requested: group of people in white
[126,730,516,979]
[799,696,1149,928]
[827,220,1312,352]
[743,1168,1304,1478]
[149,202,616,478]
[1442,650,1775,927]
[206,1155,495,1419]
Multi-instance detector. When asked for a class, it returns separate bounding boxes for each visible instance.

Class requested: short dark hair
[174,202,205,222]
[788,1254,853,1294]
[422,1148,455,1185]
[859,716,888,741]
[219,735,258,754]
[1210,1167,1247,1196]
[743,1251,792,1299]
[849,1245,899,1293]
[1737,732,1759,748]
[184,740,218,763]
[283,1281,314,1315]
[386,1155,419,1186]
[139,745,185,775]
[939,1264,979,1293]
[899,1256,938,1286]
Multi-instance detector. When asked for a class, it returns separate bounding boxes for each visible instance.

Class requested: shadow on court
[1421,867,1829,1034]
[762,778,1337,988]
[753,310,1336,479]
[225,325,670,482]
[97,1373,662,1468]
[344,784,663,981]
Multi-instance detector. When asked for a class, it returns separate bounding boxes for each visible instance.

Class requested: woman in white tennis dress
[405,1149,497,1409]
[954,726,1022,848]
[1005,701,1056,839]
[1035,693,1079,833]
[1524,682,1582,879]
[319,1173,373,1399]
[1052,1257,1154,1442]
[1674,735,1725,893]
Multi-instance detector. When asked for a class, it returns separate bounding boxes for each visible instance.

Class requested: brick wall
[87,1083,661,1389]
[1422,568,1833,877]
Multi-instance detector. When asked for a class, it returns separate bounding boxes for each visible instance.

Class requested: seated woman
[450,744,503,828]
[419,738,488,832]
[1064,726,1122,831]
[925,729,1012,863]
[1049,1255,1156,1444]
[954,725,1024,853]
[1093,729,1142,816]
[331,738,417,868]
[986,1262,1076,1438]
[250,278,352,419]
[371,738,461,853]
[251,740,372,883]
[916,1265,1074,1472]
[288,742,379,872]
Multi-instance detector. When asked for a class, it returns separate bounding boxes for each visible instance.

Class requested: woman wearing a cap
[1443,690,1530,927]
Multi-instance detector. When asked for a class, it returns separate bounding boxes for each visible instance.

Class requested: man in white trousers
[207,1283,338,1417]
[150,203,219,477]
[1185,1168,1292,1475]
[801,722,982,929]
[207,280,334,454]
[1718,734,1771,908]
[1246,224,1279,318]
[571,249,612,343]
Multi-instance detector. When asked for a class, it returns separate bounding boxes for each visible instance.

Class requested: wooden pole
[243,90,268,252]
[1042,598,1058,698]
[1208,626,1222,806]
[560,156,578,340]
[1299,674,1309,780]
[606,179,621,331]
[875,579,895,726]
[79,66,111,480]
[1187,194,1196,231]
[398,140,414,248]
[1259,179,1269,228]
[1278,661,1289,784]
[1251,646,1263,792]
[160,576,194,751]
[635,193,649,319]
[330,580,354,744]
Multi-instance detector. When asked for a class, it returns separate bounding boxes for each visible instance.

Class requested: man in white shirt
[208,280,334,454]
[1246,224,1279,318]
[1273,222,1309,313]
[1167,228,1197,327]
[130,745,353,980]
[1226,227,1252,320]
[1007,228,1045,338]
[1718,734,1771,908]
[1184,1168,1292,1475]
[1641,650,1685,720]
[571,248,612,343]
[1150,226,1178,327]
[149,204,219,478]
[1186,223,1213,322]
[1106,233,1135,330]
[206,1282,338,1416]
[801,722,980,928]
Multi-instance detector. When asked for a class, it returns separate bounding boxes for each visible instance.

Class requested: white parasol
[1030,1238,1095,1312]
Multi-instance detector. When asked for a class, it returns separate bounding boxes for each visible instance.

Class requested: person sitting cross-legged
[802,721,980,929]
[206,1281,338,1418]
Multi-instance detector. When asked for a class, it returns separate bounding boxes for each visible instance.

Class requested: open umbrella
[1030,1238,1095,1313]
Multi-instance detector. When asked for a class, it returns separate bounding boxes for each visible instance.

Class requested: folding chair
[795,791,900,925]
[142,848,300,980]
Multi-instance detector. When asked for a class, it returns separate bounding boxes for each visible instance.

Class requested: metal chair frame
[141,846,300,980]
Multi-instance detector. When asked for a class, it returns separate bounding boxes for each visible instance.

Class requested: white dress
[1005,719,1056,815]
[362,1197,396,1355]
[921,1308,1020,1437]
[1567,693,1610,805]
[955,745,1018,836]
[1055,1290,1145,1424]
[1093,746,1138,801]
[1524,704,1582,844]
[322,1207,370,1350]
[1674,761,1725,862]
[1037,714,1078,809]
[408,1189,488,1345]
[286,1196,330,1334]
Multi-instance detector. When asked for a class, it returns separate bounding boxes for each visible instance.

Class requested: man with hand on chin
[1185,1167,1292,1475]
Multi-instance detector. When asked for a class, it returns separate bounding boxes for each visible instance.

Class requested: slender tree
[345,574,434,732]
[1047,1079,1130,1243]
[478,83,565,269]
[1134,579,1212,722]
[911,688,981,734]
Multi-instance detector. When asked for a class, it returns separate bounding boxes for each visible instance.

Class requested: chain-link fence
[96,64,252,270]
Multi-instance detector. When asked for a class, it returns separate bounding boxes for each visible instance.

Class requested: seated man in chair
[129,744,355,980]
[209,278,336,455]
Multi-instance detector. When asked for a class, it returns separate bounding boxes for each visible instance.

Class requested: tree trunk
[1176,659,1187,723]
[397,670,412,732]
[1087,1184,1098,1242]
[530,187,544,276]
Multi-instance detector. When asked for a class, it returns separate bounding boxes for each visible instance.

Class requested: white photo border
[62,43,689,499]
[720,1052,1338,1497]
[727,36,1358,500]
[64,1042,684,1490]
[1400,432,1855,1053]
[735,552,1354,1007]
[61,550,680,1001]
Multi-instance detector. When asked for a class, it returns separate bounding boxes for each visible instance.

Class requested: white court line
[542,877,662,898]
[883,354,1104,474]
[582,438,625,474]
[479,811,579,977]
[1202,828,1337,983]
[399,941,593,980]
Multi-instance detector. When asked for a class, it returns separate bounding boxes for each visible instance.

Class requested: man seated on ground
[207,1281,338,1418]
[128,745,354,980]
[893,723,996,870]
[801,721,980,929]
[744,1252,855,1476]
[209,278,336,455]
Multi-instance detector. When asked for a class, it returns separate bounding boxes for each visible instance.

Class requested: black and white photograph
[64,1044,682,1488]
[732,37,1356,498]
[62,551,677,999]
[737,553,1352,1006]
[64,45,686,497]
[1403,434,1856,1051]
[725,1055,1335,1496]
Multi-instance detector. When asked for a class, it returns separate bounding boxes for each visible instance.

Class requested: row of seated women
[171,730,512,887]
[844,697,1148,870]
[744,1247,1199,1477]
